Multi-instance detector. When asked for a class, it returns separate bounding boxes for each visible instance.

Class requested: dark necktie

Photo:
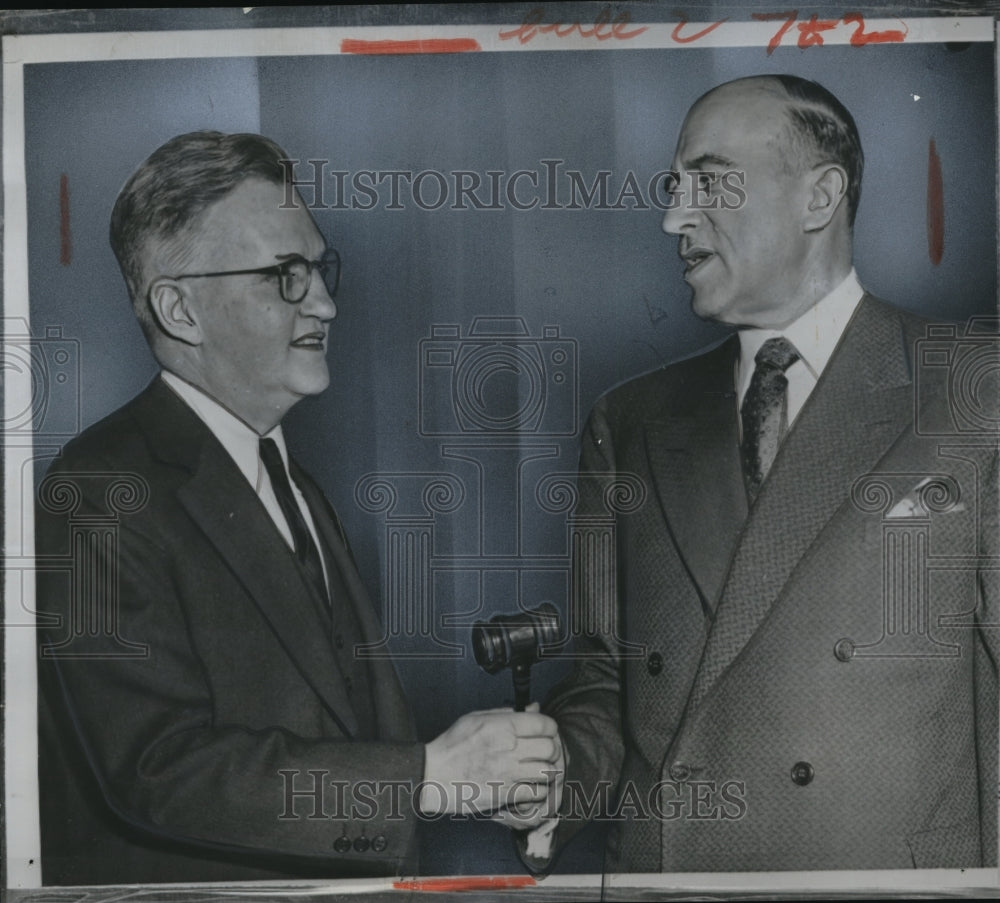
[259,437,328,607]
[740,336,800,503]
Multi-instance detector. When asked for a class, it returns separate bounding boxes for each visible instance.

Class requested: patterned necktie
[259,437,329,607]
[740,336,800,503]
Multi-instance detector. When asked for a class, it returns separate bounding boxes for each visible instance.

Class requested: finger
[525,701,540,713]
[476,755,550,788]
[508,712,559,738]
[511,769,563,791]
[505,787,560,823]
[504,781,550,808]
[506,799,549,817]
[557,736,569,770]
[461,714,518,751]
[515,737,560,764]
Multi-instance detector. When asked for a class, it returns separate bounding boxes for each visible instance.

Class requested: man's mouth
[680,246,715,276]
[290,331,326,350]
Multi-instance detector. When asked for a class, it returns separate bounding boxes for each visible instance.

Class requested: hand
[420,703,563,817]
[491,716,566,830]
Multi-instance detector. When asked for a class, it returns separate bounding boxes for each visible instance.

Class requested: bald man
[517,75,998,873]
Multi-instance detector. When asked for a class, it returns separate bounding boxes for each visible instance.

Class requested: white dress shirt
[160,371,328,589]
[737,270,865,429]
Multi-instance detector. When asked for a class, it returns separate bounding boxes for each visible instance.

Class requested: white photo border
[3,6,998,898]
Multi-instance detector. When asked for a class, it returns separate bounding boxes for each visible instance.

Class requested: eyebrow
[273,250,325,262]
[682,153,737,170]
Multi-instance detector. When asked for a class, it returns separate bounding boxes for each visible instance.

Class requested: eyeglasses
[168,248,341,304]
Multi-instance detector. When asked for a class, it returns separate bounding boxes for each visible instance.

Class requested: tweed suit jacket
[545,295,998,872]
[36,377,423,885]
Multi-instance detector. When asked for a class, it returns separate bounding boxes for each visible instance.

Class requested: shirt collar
[160,370,288,489]
[738,269,864,388]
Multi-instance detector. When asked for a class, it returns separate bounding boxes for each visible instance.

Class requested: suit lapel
[686,297,916,713]
[136,380,360,737]
[644,336,748,613]
[292,463,417,743]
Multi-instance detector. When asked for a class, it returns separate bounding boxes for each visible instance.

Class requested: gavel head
[471,602,561,675]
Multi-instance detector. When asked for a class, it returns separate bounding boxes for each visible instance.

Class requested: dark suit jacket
[36,377,424,885]
[545,296,998,871]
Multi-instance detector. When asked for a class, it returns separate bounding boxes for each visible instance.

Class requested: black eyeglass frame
[166,248,341,304]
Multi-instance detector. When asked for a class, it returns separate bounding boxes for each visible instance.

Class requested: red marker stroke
[340,38,481,55]
[393,875,537,892]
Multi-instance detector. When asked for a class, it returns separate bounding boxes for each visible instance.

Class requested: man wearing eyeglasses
[35,131,563,885]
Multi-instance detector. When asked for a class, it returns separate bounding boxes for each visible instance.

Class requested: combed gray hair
[109,131,293,334]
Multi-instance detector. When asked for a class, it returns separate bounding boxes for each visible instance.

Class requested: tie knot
[258,439,281,461]
[259,437,284,473]
[754,336,799,373]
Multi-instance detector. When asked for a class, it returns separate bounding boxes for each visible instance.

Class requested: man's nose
[300,277,337,321]
[661,171,704,235]
[661,192,700,235]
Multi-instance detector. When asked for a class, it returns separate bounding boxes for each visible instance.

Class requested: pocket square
[886,477,966,518]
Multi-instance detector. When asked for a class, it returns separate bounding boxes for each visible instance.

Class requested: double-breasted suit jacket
[36,378,423,885]
[546,296,998,871]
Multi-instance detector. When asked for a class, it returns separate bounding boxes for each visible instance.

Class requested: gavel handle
[512,661,531,712]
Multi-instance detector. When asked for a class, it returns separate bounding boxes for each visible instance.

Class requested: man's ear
[147,279,203,346]
[803,164,848,232]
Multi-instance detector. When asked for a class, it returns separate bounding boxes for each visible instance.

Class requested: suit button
[791,761,814,786]
[333,835,352,853]
[345,675,354,691]
[335,634,345,649]
[353,835,370,853]
[833,638,855,662]
[647,652,663,676]
[371,834,388,853]
[668,762,690,781]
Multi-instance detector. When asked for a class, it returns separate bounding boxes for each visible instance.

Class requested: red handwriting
[842,12,908,45]
[671,15,729,44]
[340,38,481,55]
[499,6,648,44]
[797,13,839,47]
[751,10,799,55]
[675,9,910,54]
